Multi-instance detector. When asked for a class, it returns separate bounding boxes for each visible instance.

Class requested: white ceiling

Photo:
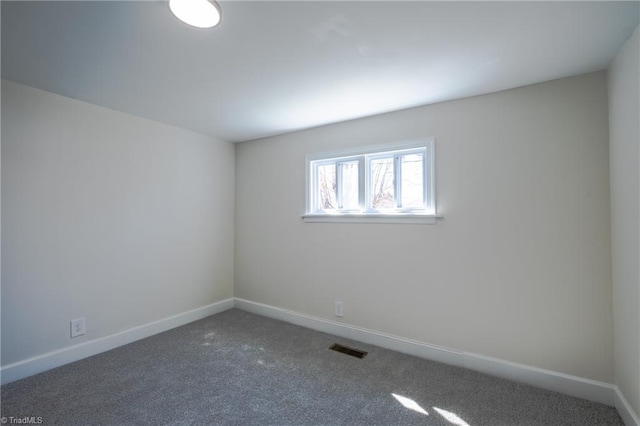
[2,1,638,142]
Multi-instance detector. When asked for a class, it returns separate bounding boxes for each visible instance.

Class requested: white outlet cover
[70,317,85,338]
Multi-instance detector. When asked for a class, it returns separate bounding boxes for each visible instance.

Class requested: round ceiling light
[169,0,221,29]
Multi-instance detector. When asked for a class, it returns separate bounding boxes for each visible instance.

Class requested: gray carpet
[1,309,623,425]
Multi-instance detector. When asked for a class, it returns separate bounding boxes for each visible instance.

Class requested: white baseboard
[4,297,636,425]
[615,386,640,426]
[0,298,234,385]
[463,352,615,406]
[233,298,465,368]
[233,298,617,408]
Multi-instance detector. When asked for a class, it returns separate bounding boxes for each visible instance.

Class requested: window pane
[339,161,359,209]
[370,157,395,209]
[317,164,336,210]
[401,153,424,208]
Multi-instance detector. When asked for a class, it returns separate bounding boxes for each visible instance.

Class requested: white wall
[608,25,640,417]
[235,72,613,383]
[1,80,235,366]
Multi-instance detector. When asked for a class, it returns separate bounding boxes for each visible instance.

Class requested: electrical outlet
[70,317,85,338]
[334,301,344,317]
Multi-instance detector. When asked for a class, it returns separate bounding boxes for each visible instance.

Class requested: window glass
[370,157,395,210]
[317,163,336,210]
[400,153,424,209]
[339,161,359,210]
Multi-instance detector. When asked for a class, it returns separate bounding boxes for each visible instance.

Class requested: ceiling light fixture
[169,0,221,29]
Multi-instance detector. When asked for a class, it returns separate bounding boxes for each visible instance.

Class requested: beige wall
[235,72,613,382]
[1,80,235,365]
[608,25,640,416]
[2,67,623,396]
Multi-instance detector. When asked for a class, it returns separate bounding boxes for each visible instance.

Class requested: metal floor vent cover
[329,343,368,359]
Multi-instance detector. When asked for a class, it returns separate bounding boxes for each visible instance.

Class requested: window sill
[302,213,442,224]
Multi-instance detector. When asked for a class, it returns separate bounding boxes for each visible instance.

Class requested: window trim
[303,138,440,224]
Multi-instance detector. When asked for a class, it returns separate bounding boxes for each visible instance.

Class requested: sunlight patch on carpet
[391,393,428,415]
[433,407,470,426]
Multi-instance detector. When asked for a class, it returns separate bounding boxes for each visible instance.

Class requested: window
[304,139,438,224]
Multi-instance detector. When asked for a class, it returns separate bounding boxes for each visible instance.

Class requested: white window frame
[303,139,440,224]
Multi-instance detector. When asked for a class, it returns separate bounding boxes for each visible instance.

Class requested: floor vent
[329,343,368,359]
